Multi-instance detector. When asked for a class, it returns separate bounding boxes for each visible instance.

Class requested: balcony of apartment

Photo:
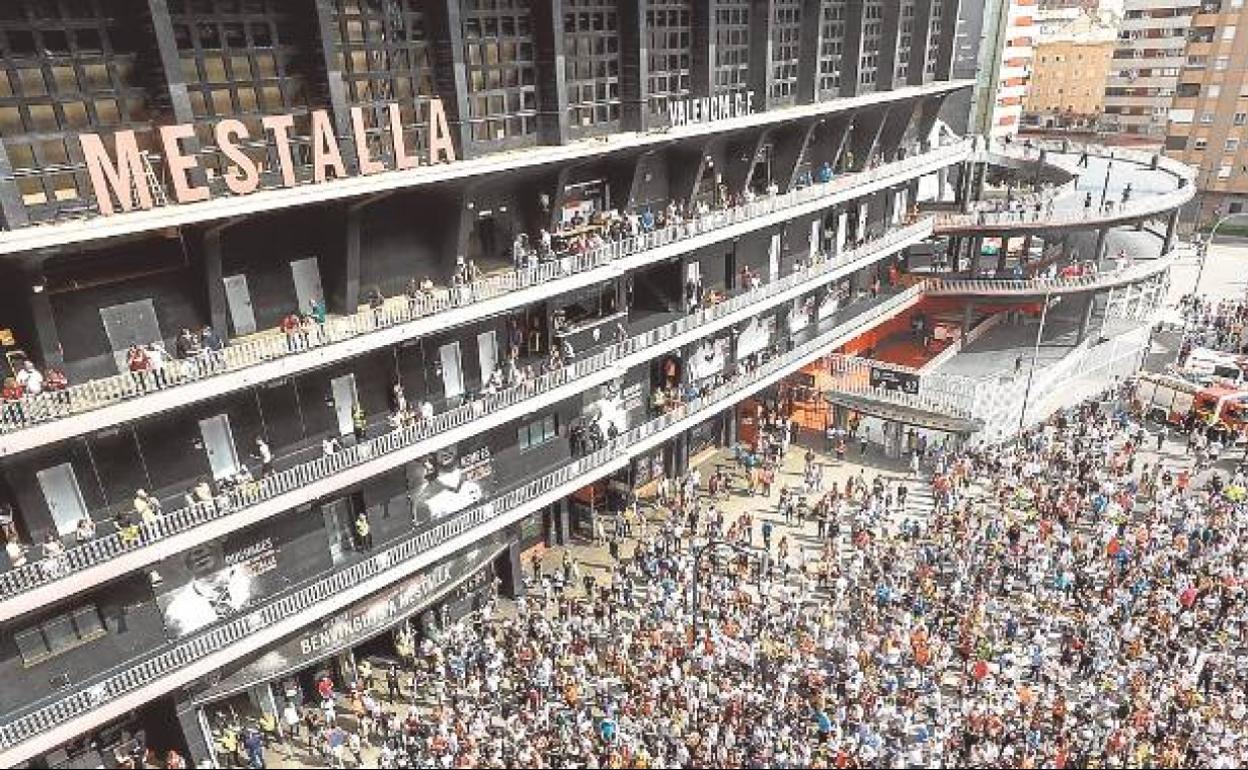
[1105,74,1182,89]
[0,279,930,766]
[0,142,972,458]
[1122,0,1202,9]
[1121,14,1194,31]
[0,218,935,624]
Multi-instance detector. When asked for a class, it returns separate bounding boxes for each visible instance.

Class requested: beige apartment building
[1025,12,1119,127]
[1165,0,1248,223]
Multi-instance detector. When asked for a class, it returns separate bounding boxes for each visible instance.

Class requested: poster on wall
[154,511,332,639]
[688,337,730,381]
[870,367,921,394]
[735,315,777,360]
[190,538,506,705]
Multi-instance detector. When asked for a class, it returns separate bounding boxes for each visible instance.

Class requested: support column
[498,540,526,598]
[908,0,934,87]
[310,0,357,170]
[725,404,739,445]
[175,695,217,768]
[554,499,572,545]
[427,0,474,158]
[0,140,29,228]
[840,0,867,97]
[1164,209,1180,253]
[969,235,984,276]
[1077,293,1097,343]
[203,225,229,338]
[961,302,975,336]
[344,204,364,314]
[147,0,207,187]
[674,433,690,476]
[1093,226,1108,263]
[690,0,716,98]
[936,0,963,81]
[534,0,570,145]
[847,106,889,171]
[876,0,904,92]
[749,0,777,108]
[796,0,823,104]
[619,0,650,132]
[25,265,63,368]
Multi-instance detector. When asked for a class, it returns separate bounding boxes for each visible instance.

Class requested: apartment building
[1164,0,1248,221]
[947,0,1037,138]
[0,0,967,765]
[1104,0,1202,137]
[1025,10,1119,127]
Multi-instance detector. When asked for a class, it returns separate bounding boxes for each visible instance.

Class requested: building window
[564,0,622,132]
[925,0,943,77]
[1228,139,1240,152]
[462,0,537,143]
[1219,164,1232,178]
[858,0,884,91]
[1223,26,1236,41]
[13,605,106,667]
[818,0,847,95]
[328,0,436,168]
[1202,112,1215,124]
[1195,138,1208,150]
[893,0,915,85]
[169,0,312,185]
[1210,85,1222,98]
[646,0,692,119]
[1235,112,1247,126]
[1215,56,1230,70]
[518,415,558,451]
[0,0,152,222]
[713,0,750,93]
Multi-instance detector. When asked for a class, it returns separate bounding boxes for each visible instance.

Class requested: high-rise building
[1164,0,1248,221]
[1024,10,1119,128]
[0,1,972,766]
[1104,0,1202,138]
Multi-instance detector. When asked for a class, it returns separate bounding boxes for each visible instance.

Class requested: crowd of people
[203,367,1247,768]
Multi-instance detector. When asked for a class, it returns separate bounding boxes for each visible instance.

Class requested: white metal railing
[0,281,927,753]
[922,251,1176,296]
[823,354,978,418]
[0,220,932,606]
[0,143,970,437]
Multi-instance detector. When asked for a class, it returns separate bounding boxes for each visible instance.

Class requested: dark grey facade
[0,1,969,765]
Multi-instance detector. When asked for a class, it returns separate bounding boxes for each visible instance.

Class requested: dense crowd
[230,380,1246,769]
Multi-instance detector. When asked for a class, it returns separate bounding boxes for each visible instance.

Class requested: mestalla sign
[80,98,458,216]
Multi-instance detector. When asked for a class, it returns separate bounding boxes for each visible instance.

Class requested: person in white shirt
[16,361,42,395]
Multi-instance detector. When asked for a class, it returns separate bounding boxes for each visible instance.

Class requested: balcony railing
[0,282,927,758]
[0,219,933,615]
[922,251,1176,296]
[0,142,970,441]
[822,354,979,417]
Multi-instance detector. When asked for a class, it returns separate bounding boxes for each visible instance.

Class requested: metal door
[99,298,163,373]
[198,414,241,481]
[222,274,257,336]
[290,257,325,316]
[439,342,464,399]
[477,331,498,386]
[36,463,89,537]
[330,373,358,437]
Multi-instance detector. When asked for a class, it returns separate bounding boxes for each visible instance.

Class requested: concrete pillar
[427,0,475,158]
[175,695,217,768]
[725,405,739,445]
[203,225,229,338]
[554,499,571,545]
[1093,227,1108,263]
[876,0,904,91]
[534,0,570,145]
[674,432,690,476]
[310,0,358,170]
[1077,293,1096,343]
[961,302,975,336]
[936,0,963,81]
[840,0,866,97]
[498,540,526,598]
[1164,209,1180,253]
[619,0,649,132]
[749,0,777,108]
[147,0,206,184]
[796,0,823,104]
[690,0,716,98]
[0,139,29,228]
[969,236,984,276]
[26,273,63,368]
[883,420,904,459]
[908,0,934,87]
